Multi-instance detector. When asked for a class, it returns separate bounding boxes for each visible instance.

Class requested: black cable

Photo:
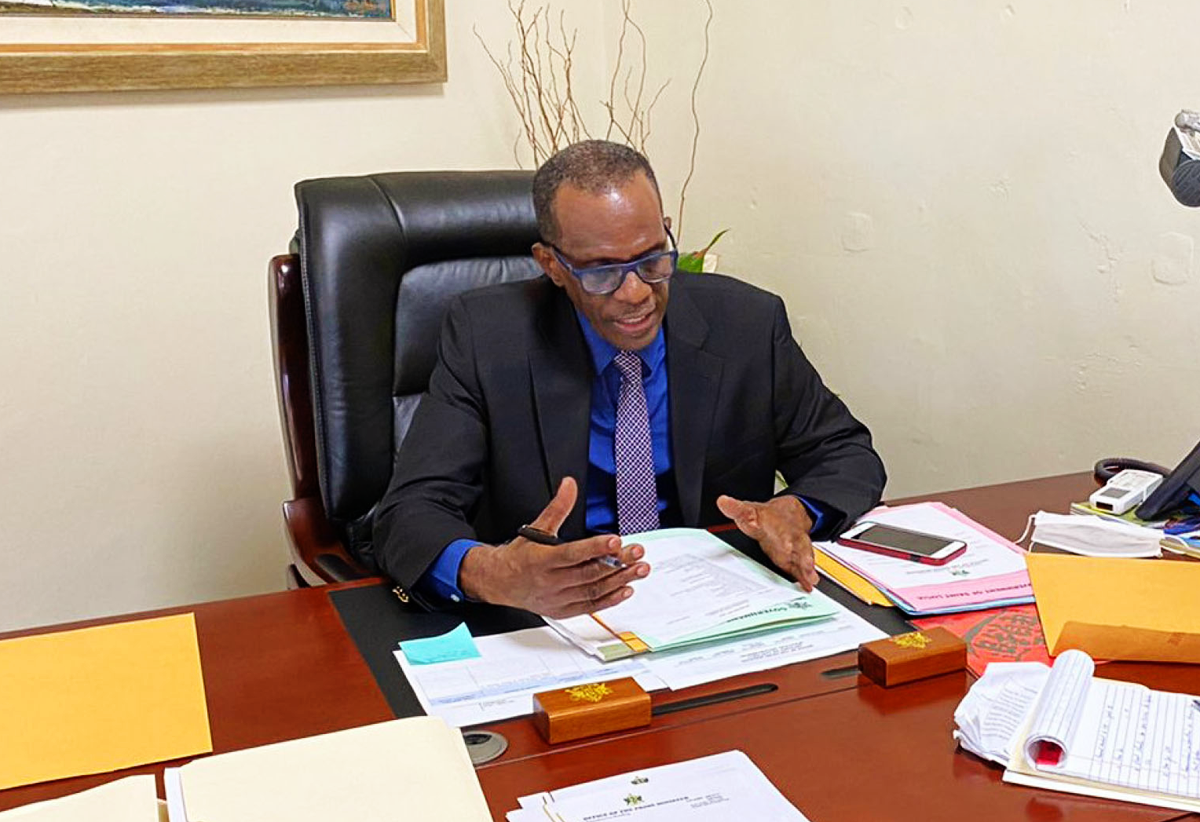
[1092,457,1171,483]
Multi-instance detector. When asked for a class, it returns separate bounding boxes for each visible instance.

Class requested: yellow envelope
[1025,553,1200,662]
[0,612,212,790]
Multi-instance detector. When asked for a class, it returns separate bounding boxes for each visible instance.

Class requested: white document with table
[641,588,885,690]
[547,529,839,659]
[505,750,810,821]
[394,626,664,727]
[588,530,801,643]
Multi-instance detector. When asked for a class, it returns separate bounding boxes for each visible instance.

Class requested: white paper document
[547,529,837,659]
[952,662,1050,766]
[394,626,664,727]
[953,650,1200,812]
[579,529,811,644]
[641,588,886,690]
[505,750,810,821]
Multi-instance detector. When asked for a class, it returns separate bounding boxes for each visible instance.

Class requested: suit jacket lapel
[666,283,723,526]
[529,287,593,538]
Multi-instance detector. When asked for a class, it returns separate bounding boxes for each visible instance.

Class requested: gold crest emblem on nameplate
[891,631,931,650]
[565,683,614,703]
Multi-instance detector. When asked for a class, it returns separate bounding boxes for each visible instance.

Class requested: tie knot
[614,350,642,382]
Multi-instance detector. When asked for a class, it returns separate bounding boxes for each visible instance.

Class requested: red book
[912,604,1050,677]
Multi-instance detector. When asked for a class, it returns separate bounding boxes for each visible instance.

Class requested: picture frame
[0,0,444,94]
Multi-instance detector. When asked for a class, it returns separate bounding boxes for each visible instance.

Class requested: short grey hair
[532,140,661,244]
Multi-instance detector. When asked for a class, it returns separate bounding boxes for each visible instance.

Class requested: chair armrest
[283,496,372,585]
[270,252,320,501]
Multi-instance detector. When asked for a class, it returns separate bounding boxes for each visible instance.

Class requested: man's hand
[459,477,651,618]
[716,494,818,591]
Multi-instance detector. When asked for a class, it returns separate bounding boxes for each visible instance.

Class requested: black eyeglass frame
[548,226,679,296]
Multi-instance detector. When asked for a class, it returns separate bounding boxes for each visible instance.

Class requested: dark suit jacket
[374,273,886,589]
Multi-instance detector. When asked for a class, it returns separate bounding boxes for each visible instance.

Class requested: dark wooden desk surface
[2,471,1196,820]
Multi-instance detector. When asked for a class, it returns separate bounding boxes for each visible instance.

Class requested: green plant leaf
[676,252,705,273]
[676,228,729,274]
[698,228,729,257]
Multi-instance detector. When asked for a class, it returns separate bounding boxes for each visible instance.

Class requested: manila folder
[179,716,490,821]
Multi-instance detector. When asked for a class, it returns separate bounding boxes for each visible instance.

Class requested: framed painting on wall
[0,0,444,93]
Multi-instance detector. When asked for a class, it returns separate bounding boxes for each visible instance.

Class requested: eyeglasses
[549,227,679,296]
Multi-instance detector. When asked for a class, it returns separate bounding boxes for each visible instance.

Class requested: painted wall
[0,3,606,631]
[4,1,1199,630]
[626,0,1200,500]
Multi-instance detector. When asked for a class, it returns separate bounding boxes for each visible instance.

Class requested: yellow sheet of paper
[814,551,892,606]
[1025,553,1200,662]
[0,613,212,790]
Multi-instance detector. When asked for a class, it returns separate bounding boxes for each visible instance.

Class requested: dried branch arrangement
[475,0,714,244]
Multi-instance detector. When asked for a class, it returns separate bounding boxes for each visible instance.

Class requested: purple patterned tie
[614,350,660,535]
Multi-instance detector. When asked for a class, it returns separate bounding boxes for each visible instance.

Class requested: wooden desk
[474,471,1199,821]
[2,472,1196,821]
[0,581,395,812]
[479,669,1195,822]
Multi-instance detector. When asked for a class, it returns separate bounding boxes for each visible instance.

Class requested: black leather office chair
[270,171,542,587]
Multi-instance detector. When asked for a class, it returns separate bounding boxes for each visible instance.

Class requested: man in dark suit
[375,141,885,617]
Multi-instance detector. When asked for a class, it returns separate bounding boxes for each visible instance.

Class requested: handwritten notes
[955,650,1200,810]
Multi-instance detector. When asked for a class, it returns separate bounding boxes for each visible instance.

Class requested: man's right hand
[457,477,651,618]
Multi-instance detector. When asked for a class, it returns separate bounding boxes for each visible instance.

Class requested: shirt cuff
[793,495,829,537]
[414,538,478,605]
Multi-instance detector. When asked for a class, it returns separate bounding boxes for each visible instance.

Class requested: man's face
[534,173,670,352]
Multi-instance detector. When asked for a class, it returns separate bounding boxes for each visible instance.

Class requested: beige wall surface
[3,1,1199,630]
[629,0,1200,500]
[0,3,605,632]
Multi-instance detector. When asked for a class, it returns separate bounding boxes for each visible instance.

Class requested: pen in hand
[517,524,626,569]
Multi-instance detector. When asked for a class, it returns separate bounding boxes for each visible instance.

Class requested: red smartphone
[836,521,967,565]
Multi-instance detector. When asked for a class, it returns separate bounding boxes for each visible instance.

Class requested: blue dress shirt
[414,313,825,604]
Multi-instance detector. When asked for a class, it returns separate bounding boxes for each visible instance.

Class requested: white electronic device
[1089,469,1164,515]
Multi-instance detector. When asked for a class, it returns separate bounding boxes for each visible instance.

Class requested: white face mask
[1023,511,1162,558]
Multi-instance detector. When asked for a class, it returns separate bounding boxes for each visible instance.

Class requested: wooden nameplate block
[532,677,651,744]
[858,627,967,687]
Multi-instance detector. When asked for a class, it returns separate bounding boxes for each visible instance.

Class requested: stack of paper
[165,717,490,821]
[1069,499,1200,533]
[815,502,1034,615]
[953,650,1200,812]
[547,528,838,660]
[1068,500,1200,557]
[1161,530,1200,558]
[394,626,664,728]
[394,602,885,727]
[505,750,811,821]
[0,775,158,822]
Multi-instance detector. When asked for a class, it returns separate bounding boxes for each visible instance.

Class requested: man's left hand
[716,494,818,591]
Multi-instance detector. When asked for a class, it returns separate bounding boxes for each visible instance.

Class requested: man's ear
[532,243,566,287]
[663,215,672,233]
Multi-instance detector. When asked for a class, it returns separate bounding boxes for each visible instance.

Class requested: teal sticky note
[399,622,481,665]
